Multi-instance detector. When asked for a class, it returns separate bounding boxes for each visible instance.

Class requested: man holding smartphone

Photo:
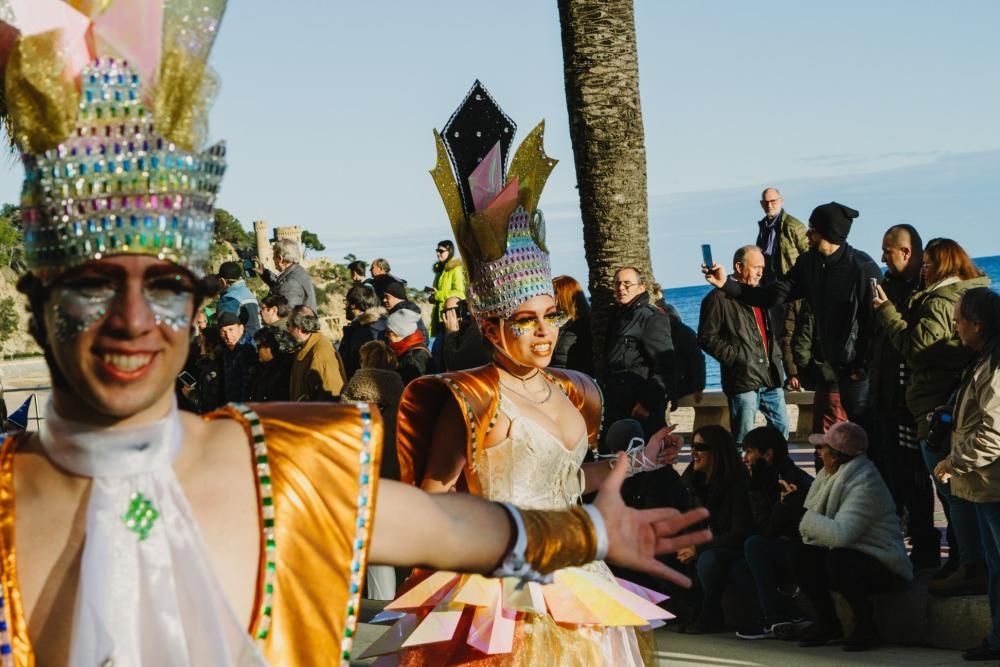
[704,202,881,428]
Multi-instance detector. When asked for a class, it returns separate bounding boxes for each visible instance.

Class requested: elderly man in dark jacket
[705,202,881,424]
[602,267,676,441]
[699,245,789,444]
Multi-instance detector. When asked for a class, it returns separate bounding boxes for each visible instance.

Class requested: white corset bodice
[472,393,588,510]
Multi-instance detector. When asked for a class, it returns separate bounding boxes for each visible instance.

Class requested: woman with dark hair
[792,422,912,651]
[934,287,1000,661]
[679,425,754,633]
[251,326,298,402]
[874,237,990,591]
[551,274,593,375]
[428,239,466,337]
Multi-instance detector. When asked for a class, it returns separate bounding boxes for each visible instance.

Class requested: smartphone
[701,244,714,269]
[869,277,878,291]
[178,371,197,388]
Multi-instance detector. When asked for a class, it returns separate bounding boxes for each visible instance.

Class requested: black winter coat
[552,316,593,376]
[747,457,813,540]
[339,309,387,380]
[722,244,881,372]
[681,465,754,552]
[602,293,676,423]
[698,287,783,394]
[251,353,294,402]
[671,319,705,400]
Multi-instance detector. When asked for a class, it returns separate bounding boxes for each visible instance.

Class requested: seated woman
[678,425,754,634]
[933,287,1000,661]
[794,421,913,651]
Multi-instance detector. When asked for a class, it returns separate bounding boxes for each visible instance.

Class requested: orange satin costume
[397,364,603,493]
[0,402,381,667]
[389,365,656,666]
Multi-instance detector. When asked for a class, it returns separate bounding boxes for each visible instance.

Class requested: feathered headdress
[430,80,557,320]
[0,0,227,280]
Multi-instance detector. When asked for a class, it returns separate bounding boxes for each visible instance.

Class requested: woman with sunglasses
[374,83,709,666]
[428,240,467,337]
[677,425,753,634]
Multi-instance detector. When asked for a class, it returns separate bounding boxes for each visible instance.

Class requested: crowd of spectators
[178,199,1000,659]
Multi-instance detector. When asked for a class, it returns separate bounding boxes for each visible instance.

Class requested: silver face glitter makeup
[507,312,569,338]
[49,273,194,342]
[51,285,115,343]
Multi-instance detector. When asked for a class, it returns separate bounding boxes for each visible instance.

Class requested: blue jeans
[694,547,744,618]
[973,501,1000,649]
[728,387,789,444]
[743,535,802,626]
[921,440,984,564]
[835,369,870,425]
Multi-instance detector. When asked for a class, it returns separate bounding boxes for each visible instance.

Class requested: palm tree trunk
[557,0,652,378]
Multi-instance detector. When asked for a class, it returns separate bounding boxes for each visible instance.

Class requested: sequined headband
[430,81,557,320]
[1,0,227,281]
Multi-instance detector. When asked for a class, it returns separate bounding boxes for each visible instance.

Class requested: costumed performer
[376,81,689,666]
[0,5,713,667]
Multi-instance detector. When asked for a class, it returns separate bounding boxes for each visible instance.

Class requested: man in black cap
[216,310,258,403]
[704,202,881,424]
[381,279,430,345]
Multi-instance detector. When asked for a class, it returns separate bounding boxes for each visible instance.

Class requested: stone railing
[673,389,816,440]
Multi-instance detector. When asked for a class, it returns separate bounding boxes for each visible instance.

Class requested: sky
[1,1,998,289]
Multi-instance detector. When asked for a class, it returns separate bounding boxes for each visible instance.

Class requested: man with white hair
[259,238,318,311]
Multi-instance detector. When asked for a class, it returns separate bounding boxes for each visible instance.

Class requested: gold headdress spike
[430,80,558,320]
[0,0,227,280]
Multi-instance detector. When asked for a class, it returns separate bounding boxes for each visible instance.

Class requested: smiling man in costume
[0,2,711,666]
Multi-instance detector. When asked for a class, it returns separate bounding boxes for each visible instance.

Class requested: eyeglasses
[761,198,782,205]
[614,281,640,290]
[507,311,570,335]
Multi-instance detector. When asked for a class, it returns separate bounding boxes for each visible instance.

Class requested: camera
[925,406,954,452]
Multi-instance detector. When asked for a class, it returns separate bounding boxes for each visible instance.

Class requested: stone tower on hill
[253,221,303,270]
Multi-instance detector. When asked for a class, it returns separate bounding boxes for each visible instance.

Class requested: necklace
[498,375,553,404]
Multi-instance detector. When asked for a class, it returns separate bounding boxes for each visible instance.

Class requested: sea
[665,255,1000,391]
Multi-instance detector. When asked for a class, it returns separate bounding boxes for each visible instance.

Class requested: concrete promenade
[349,622,970,666]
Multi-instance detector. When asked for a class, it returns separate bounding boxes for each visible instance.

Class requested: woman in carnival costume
[0,5,711,666]
[374,82,689,666]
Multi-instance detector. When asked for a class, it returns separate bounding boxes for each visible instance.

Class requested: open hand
[594,453,711,587]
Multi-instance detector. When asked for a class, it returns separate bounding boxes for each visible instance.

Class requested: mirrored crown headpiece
[430,81,557,320]
[0,0,228,281]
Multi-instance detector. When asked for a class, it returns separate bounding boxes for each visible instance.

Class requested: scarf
[38,398,266,666]
[389,330,427,357]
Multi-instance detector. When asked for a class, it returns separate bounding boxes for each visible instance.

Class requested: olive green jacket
[875,274,991,436]
[756,210,808,277]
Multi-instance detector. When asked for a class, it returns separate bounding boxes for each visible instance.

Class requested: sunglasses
[691,441,709,452]
[436,248,448,254]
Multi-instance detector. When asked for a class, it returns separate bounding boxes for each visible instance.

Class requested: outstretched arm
[370,453,711,587]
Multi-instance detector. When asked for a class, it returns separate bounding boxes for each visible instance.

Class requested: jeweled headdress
[431,81,557,320]
[0,0,228,281]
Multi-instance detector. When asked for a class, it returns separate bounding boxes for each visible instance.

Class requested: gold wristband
[520,505,599,575]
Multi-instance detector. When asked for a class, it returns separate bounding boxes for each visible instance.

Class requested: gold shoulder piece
[506,120,558,217]
[430,129,468,240]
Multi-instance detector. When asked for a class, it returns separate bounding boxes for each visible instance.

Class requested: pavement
[350,622,972,666]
